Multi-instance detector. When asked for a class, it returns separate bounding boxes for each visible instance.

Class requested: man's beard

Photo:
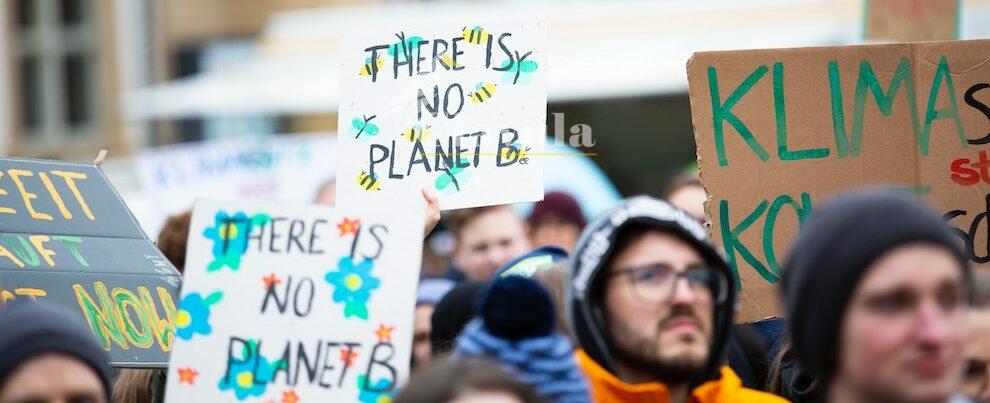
[604,307,708,385]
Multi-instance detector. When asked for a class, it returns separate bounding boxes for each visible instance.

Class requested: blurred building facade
[3,0,127,159]
[3,0,990,197]
[1,0,370,160]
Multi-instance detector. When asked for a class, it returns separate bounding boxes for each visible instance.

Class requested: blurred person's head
[568,196,734,387]
[444,205,531,281]
[157,209,192,274]
[527,192,586,252]
[0,302,111,403]
[454,276,590,402]
[663,171,706,224]
[963,270,990,403]
[431,281,487,357]
[531,260,573,342]
[395,359,545,403]
[783,191,970,403]
[313,178,336,205]
[413,279,455,368]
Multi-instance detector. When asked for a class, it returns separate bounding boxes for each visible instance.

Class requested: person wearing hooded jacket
[567,195,786,403]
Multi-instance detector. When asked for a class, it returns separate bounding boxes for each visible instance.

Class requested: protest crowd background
[1,1,990,403]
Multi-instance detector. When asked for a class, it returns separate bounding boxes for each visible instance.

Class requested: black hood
[566,195,736,386]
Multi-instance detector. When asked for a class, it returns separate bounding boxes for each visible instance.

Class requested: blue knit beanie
[454,275,590,403]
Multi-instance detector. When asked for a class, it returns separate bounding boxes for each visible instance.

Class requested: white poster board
[164,200,421,402]
[134,135,337,235]
[336,20,548,211]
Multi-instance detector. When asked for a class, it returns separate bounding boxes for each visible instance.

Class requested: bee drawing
[499,142,531,164]
[461,26,489,45]
[359,57,384,77]
[402,125,432,142]
[467,82,497,104]
[356,171,381,191]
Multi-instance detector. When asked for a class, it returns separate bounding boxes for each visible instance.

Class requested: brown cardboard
[865,0,959,42]
[687,40,990,321]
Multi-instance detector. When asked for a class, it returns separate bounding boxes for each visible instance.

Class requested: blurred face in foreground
[603,231,717,384]
[453,206,531,281]
[834,244,967,403]
[0,354,105,403]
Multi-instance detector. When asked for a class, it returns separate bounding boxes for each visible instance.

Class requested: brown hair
[156,210,192,274]
[395,359,546,403]
[442,205,512,239]
[663,171,703,199]
[112,368,160,403]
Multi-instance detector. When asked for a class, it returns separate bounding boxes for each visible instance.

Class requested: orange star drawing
[340,347,358,366]
[177,367,199,385]
[374,324,395,343]
[281,390,300,403]
[337,217,361,237]
[262,273,282,290]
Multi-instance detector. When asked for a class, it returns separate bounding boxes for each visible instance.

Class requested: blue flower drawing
[357,375,394,403]
[325,256,381,320]
[175,291,222,340]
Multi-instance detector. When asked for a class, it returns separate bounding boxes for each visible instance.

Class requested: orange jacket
[576,350,789,403]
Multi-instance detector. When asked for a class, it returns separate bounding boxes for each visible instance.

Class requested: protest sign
[0,157,181,366]
[134,135,337,235]
[336,20,547,211]
[687,39,990,321]
[864,0,959,42]
[164,200,421,402]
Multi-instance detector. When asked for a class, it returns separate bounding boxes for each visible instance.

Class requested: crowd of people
[0,171,988,403]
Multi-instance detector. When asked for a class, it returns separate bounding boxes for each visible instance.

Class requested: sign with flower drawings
[164,200,422,402]
[336,20,548,211]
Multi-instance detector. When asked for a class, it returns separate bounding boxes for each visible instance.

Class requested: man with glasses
[567,196,784,403]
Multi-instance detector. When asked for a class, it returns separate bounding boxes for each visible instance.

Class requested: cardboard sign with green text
[687,40,990,321]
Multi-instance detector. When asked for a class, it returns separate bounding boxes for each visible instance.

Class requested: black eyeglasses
[609,263,728,306]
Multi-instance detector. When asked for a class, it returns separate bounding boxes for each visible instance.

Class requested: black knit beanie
[0,301,112,399]
[430,281,487,356]
[781,190,969,381]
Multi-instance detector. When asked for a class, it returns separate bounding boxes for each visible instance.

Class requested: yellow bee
[359,57,384,76]
[499,143,531,164]
[439,54,462,69]
[402,125,432,142]
[468,82,497,103]
[356,171,381,191]
[462,26,489,45]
